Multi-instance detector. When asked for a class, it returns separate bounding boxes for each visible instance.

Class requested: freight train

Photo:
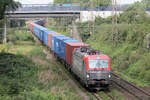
[29,20,111,90]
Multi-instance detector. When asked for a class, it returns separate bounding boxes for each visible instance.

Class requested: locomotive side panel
[72,53,86,82]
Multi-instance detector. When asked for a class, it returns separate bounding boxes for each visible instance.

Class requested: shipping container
[33,24,45,40]
[43,30,56,46]
[30,22,37,33]
[52,35,70,59]
[51,35,65,51]
[66,42,88,65]
[33,20,41,25]
[64,39,78,43]
[51,35,78,60]
[48,33,59,48]
[33,24,40,38]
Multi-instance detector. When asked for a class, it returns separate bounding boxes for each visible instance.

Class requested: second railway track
[33,30,150,100]
[111,73,150,100]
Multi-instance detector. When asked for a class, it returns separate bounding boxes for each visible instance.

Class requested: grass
[56,61,97,100]
[0,52,41,100]
[85,24,150,87]
[0,28,83,100]
[98,92,112,100]
[46,19,150,87]
[7,29,34,43]
[98,89,126,100]
[46,18,71,36]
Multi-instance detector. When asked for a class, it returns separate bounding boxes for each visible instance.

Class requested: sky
[15,0,142,5]
[15,0,54,4]
[117,0,141,4]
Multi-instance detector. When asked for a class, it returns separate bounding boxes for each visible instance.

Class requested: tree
[0,0,21,20]
[142,0,150,7]
[95,0,111,6]
[0,0,21,43]
[119,2,147,24]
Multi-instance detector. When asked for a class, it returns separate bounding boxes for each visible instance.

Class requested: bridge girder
[5,11,80,19]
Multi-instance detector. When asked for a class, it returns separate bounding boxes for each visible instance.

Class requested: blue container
[52,35,78,60]
[33,24,44,40]
[51,34,66,51]
[43,29,56,46]
[33,25,40,38]
[34,20,41,25]
[33,23,58,45]
[64,39,78,43]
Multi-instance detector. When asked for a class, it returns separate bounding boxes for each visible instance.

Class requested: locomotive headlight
[86,74,90,78]
[108,75,111,78]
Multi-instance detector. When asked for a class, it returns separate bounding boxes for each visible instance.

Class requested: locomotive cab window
[88,59,108,69]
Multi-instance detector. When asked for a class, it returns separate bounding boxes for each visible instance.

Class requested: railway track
[32,34,90,100]
[45,50,109,100]
[33,32,150,100]
[111,73,150,100]
[33,33,106,100]
[49,52,105,100]
[92,93,103,100]
[105,93,115,100]
[94,92,116,100]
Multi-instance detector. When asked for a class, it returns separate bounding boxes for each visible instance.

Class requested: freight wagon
[29,20,111,90]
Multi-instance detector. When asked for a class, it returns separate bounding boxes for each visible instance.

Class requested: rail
[111,73,150,100]
[92,93,103,100]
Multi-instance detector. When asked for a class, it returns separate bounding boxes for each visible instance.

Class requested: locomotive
[29,20,111,90]
[72,47,111,89]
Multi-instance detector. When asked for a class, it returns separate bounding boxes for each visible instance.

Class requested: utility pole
[89,0,94,35]
[112,0,118,43]
[3,20,7,44]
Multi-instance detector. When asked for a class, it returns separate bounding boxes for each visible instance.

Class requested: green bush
[7,29,34,42]
[84,20,150,87]
[28,46,46,59]
[0,53,39,97]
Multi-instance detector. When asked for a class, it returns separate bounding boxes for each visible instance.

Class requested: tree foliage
[79,2,150,86]
[0,0,21,20]
[54,0,111,6]
[142,0,150,7]
[119,2,147,24]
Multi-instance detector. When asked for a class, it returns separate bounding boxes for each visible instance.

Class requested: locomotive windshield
[88,59,109,69]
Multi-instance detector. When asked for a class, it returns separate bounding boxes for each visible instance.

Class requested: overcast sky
[15,0,142,5]
[118,0,141,4]
[15,0,53,4]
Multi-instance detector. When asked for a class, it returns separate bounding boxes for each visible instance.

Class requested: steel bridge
[5,4,81,19]
[5,4,150,19]
[5,4,129,19]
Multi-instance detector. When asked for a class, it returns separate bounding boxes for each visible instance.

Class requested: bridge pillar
[147,35,150,49]
[3,21,7,44]
[18,21,21,27]
[7,19,10,28]
[71,17,81,41]
[46,17,49,26]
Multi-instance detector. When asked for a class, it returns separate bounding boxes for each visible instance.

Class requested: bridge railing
[15,4,81,12]
[9,4,150,12]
